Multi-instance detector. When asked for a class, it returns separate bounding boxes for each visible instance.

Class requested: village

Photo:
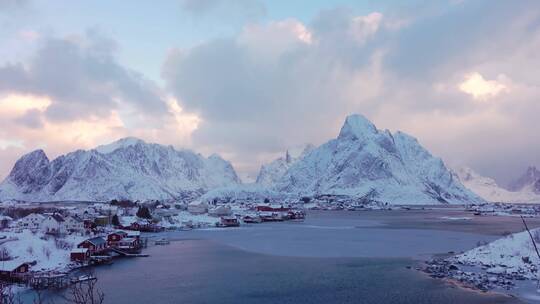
[0,198,306,295]
[3,195,540,300]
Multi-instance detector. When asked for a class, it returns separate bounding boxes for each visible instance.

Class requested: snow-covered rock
[453,166,540,203]
[200,183,284,202]
[0,137,241,202]
[269,114,484,204]
[255,145,314,186]
[508,166,540,194]
[455,228,540,279]
[0,230,86,272]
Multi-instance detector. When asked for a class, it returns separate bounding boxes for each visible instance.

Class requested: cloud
[0,30,169,124]
[0,0,29,10]
[0,93,200,179]
[350,12,383,45]
[179,0,266,21]
[458,72,510,101]
[162,13,392,174]
[0,31,201,179]
[163,2,540,184]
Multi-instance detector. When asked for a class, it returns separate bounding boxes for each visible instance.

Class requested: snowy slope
[0,138,240,202]
[453,166,540,203]
[0,230,86,272]
[270,114,484,204]
[255,145,314,186]
[454,228,540,279]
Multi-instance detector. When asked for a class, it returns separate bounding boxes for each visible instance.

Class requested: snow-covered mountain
[255,145,314,186]
[453,166,540,203]
[0,137,240,202]
[508,166,540,194]
[267,114,484,204]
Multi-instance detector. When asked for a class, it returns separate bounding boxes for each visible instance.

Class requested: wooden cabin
[107,231,128,246]
[0,261,30,281]
[70,248,90,262]
[77,237,107,255]
[220,216,240,227]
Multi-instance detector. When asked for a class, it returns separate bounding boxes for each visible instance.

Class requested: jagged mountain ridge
[508,166,540,194]
[0,137,240,201]
[453,166,540,203]
[263,114,484,204]
[255,145,315,186]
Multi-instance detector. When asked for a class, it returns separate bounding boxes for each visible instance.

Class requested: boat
[70,274,97,284]
[154,238,170,245]
[217,216,240,227]
[242,214,262,223]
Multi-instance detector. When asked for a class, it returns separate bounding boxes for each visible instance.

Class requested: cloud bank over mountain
[0,1,538,183]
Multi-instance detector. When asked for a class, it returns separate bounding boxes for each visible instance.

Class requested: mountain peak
[95,137,146,154]
[526,166,540,176]
[338,114,378,140]
[508,166,540,191]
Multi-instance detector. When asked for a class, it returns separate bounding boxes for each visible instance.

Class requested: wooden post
[521,215,540,289]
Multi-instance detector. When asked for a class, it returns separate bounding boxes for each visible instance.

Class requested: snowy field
[0,230,86,272]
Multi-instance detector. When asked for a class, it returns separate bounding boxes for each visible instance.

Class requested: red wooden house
[70,248,90,262]
[0,261,30,280]
[107,231,128,246]
[255,204,290,212]
[77,237,107,255]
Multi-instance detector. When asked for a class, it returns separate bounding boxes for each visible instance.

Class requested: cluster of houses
[466,203,540,216]
[0,200,308,284]
[71,230,142,262]
[15,213,86,235]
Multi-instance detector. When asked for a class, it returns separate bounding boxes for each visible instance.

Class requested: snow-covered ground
[452,228,540,280]
[160,211,220,228]
[0,230,86,272]
[454,166,540,203]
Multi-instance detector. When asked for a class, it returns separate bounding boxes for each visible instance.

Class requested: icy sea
[29,209,537,304]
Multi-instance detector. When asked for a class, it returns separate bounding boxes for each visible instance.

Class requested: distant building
[94,216,110,226]
[64,216,85,232]
[77,237,107,255]
[17,213,45,231]
[70,248,90,262]
[209,206,232,217]
[255,204,290,212]
[188,201,208,214]
[107,231,128,247]
[0,261,30,280]
[41,214,67,235]
[0,215,13,229]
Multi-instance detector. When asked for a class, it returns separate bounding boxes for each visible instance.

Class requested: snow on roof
[81,237,106,246]
[119,216,137,226]
[22,213,45,220]
[50,214,65,222]
[0,215,13,221]
[0,260,29,272]
[71,248,88,253]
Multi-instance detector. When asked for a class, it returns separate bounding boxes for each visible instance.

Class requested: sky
[0,0,539,185]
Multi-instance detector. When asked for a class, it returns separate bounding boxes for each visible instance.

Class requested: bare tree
[0,247,11,262]
[64,272,105,304]
[0,282,21,304]
[42,247,51,260]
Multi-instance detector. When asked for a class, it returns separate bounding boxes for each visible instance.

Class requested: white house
[17,213,45,231]
[208,205,232,217]
[187,201,208,215]
[41,214,67,235]
[0,215,13,229]
[64,216,85,232]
